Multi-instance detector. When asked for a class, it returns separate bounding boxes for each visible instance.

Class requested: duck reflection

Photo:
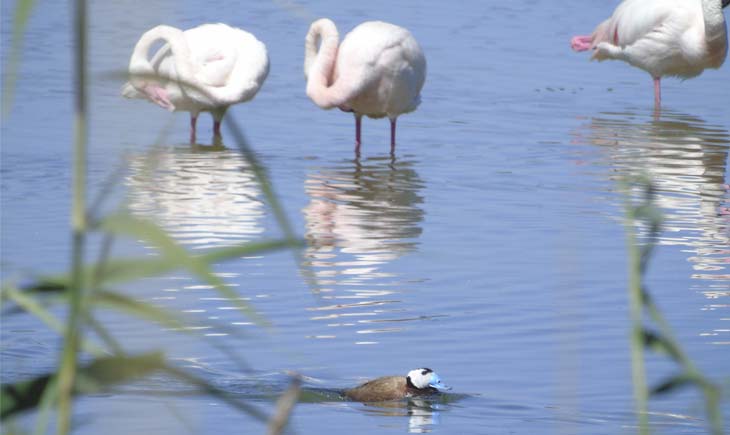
[125,144,265,249]
[303,156,427,342]
[573,109,729,295]
[359,398,443,433]
[302,385,454,433]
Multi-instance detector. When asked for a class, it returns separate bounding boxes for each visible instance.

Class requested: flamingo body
[122,23,269,143]
[304,19,426,154]
[571,0,728,106]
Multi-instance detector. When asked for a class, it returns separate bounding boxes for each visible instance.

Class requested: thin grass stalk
[267,376,301,435]
[56,0,88,433]
[625,199,649,435]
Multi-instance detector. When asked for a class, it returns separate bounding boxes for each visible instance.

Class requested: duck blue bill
[428,373,451,390]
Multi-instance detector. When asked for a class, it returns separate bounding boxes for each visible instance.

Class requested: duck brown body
[343,375,439,402]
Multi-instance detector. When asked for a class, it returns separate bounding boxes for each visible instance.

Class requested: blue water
[2,1,729,434]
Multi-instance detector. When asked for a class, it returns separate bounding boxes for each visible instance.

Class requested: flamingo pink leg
[213,120,222,139]
[354,114,362,155]
[653,77,661,107]
[190,114,198,144]
[571,35,593,52]
[390,118,397,154]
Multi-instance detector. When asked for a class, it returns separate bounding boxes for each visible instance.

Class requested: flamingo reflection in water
[572,109,729,305]
[302,157,428,341]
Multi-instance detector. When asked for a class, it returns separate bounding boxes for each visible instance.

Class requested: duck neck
[129,25,197,88]
[406,376,436,394]
[406,376,416,389]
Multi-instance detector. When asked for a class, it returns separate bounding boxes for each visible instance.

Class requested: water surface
[1,1,729,434]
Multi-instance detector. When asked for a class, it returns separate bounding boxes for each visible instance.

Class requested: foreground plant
[622,175,724,435]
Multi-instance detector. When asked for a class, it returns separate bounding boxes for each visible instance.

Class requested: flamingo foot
[571,35,593,52]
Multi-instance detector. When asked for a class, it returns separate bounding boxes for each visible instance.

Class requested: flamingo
[122,23,269,144]
[570,0,729,107]
[304,19,426,155]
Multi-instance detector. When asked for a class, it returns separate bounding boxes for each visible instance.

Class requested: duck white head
[407,368,451,391]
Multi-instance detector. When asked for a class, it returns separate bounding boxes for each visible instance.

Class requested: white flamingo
[571,0,729,106]
[122,23,269,143]
[304,19,426,155]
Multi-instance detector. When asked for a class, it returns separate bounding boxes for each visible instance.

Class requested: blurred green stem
[625,199,649,435]
[57,0,88,433]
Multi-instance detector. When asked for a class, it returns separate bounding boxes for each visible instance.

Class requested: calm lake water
[1,0,729,434]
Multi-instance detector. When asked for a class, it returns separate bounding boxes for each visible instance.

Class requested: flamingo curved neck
[304,19,346,108]
[130,25,197,89]
[702,0,725,24]
[702,0,728,67]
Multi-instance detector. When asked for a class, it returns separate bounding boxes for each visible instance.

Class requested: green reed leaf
[642,330,682,361]
[1,352,165,420]
[1,286,106,357]
[92,289,187,329]
[651,373,704,396]
[98,212,268,325]
[14,238,297,296]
